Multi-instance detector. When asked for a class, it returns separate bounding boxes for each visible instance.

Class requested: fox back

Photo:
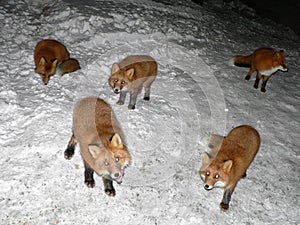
[200,125,260,210]
[72,97,130,181]
[233,48,288,75]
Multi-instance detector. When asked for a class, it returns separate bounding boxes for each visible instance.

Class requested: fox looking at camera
[108,55,157,109]
[64,97,131,196]
[199,125,260,211]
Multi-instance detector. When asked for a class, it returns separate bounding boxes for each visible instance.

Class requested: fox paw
[245,75,251,80]
[220,202,229,211]
[128,105,135,110]
[85,179,95,188]
[105,188,116,197]
[261,87,266,93]
[117,100,124,105]
[64,148,74,160]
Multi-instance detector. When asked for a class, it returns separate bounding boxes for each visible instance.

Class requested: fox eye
[121,81,125,85]
[215,174,219,179]
[114,79,118,83]
[115,157,119,163]
[104,162,109,166]
[206,171,210,176]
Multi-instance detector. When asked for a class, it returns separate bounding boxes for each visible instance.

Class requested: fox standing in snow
[108,55,157,109]
[232,48,288,92]
[199,125,260,211]
[34,39,80,85]
[64,97,131,196]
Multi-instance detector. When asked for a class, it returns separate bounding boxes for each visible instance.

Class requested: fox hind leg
[103,177,116,196]
[64,134,77,159]
[245,67,255,80]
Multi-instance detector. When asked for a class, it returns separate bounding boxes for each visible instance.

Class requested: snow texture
[0,0,299,224]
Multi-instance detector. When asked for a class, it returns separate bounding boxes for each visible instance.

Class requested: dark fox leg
[103,177,116,196]
[84,167,95,188]
[144,86,151,101]
[261,75,270,93]
[64,134,77,159]
[117,91,127,105]
[128,92,138,110]
[245,67,254,80]
[220,188,233,211]
[254,72,262,89]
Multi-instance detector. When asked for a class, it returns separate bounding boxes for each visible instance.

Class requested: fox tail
[231,54,252,68]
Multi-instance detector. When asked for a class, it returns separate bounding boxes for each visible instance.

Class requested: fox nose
[114,88,120,94]
[204,184,213,191]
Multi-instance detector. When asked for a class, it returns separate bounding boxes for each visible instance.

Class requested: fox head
[199,152,232,191]
[108,63,135,94]
[35,57,58,85]
[274,50,288,72]
[88,133,131,184]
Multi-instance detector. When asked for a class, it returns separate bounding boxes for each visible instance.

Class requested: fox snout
[110,169,125,184]
[113,88,120,94]
[204,184,214,191]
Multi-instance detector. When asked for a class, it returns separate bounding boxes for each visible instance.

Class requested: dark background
[240,0,300,36]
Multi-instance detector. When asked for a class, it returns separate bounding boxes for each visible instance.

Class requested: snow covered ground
[0,0,299,224]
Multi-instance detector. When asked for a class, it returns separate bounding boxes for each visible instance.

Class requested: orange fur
[64,97,130,196]
[34,39,80,85]
[199,125,260,211]
[108,55,157,109]
[233,48,288,92]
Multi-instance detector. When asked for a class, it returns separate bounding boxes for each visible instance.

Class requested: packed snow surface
[0,0,299,224]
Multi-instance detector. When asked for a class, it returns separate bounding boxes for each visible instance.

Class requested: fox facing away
[108,55,157,109]
[34,39,80,85]
[232,48,288,92]
[64,97,131,196]
[199,125,260,211]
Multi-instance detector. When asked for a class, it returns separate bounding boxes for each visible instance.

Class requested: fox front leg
[144,86,151,101]
[220,188,232,211]
[84,168,95,188]
[117,91,127,105]
[128,92,138,110]
[260,75,270,93]
[103,177,116,196]
[254,72,262,89]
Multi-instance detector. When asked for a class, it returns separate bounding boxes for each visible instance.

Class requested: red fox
[34,39,80,85]
[64,97,131,196]
[232,48,288,92]
[108,55,157,109]
[199,125,260,211]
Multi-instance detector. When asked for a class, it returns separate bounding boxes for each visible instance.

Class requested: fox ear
[221,160,232,173]
[39,57,46,66]
[52,59,58,66]
[125,68,135,80]
[202,152,211,165]
[88,144,101,159]
[110,133,124,149]
[111,63,120,74]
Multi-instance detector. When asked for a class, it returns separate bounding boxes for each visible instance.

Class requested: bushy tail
[58,58,81,75]
[232,54,252,68]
